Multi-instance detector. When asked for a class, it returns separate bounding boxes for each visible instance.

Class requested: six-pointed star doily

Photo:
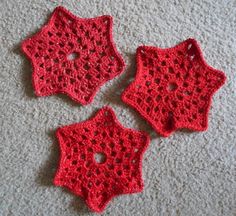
[122,38,226,137]
[21,6,125,105]
[54,107,150,212]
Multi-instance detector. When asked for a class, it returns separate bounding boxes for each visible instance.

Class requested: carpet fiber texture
[0,0,235,215]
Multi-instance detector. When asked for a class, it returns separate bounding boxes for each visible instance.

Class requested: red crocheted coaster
[21,6,125,105]
[54,106,150,212]
[122,38,226,137]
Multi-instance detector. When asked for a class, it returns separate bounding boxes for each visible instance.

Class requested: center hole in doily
[94,152,106,164]
[67,52,79,61]
[167,82,178,91]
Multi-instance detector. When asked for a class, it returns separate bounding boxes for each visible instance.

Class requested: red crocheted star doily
[122,38,226,137]
[21,6,125,105]
[54,107,150,212]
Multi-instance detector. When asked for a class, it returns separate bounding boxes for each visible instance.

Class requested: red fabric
[122,38,226,137]
[21,6,125,105]
[54,106,150,212]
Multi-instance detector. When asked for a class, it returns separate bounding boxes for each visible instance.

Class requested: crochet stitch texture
[21,6,125,105]
[54,107,150,212]
[122,38,226,137]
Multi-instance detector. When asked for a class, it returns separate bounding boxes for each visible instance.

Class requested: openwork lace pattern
[54,107,150,212]
[122,39,226,137]
[22,6,125,105]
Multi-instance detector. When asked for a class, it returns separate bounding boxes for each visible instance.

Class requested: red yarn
[21,6,125,105]
[122,38,226,137]
[54,107,150,212]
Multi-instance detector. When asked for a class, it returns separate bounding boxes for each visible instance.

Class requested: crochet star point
[22,6,125,105]
[54,106,150,212]
[122,38,226,137]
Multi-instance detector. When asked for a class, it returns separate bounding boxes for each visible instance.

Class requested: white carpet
[0,0,235,215]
